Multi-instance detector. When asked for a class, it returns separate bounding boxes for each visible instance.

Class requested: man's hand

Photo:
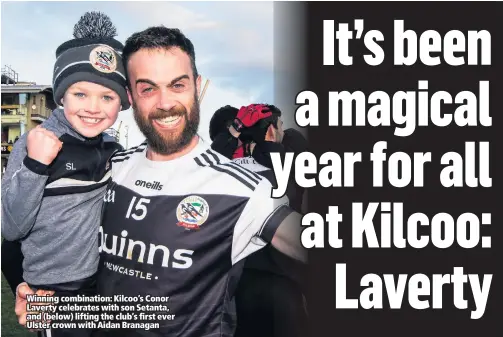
[15,282,34,327]
[232,104,273,132]
[27,125,63,165]
[15,282,54,330]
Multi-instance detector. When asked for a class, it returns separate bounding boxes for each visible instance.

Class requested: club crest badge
[176,196,209,230]
[90,45,117,73]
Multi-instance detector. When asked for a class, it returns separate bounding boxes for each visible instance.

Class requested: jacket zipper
[94,147,102,181]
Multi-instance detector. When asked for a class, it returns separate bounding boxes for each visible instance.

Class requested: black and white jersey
[97,139,292,337]
[231,156,276,185]
[232,156,306,290]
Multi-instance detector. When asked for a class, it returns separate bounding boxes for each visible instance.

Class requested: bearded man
[16,26,306,337]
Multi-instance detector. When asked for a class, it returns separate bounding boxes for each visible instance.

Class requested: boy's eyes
[73,92,115,101]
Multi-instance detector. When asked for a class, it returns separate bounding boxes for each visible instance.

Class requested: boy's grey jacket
[1,108,122,285]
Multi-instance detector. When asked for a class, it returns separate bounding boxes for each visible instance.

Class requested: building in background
[1,66,56,175]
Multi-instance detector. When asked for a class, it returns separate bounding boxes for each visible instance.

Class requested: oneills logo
[176,196,209,230]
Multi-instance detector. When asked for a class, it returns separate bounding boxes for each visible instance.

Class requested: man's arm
[14,282,54,329]
[251,140,286,169]
[252,139,307,214]
[210,126,240,159]
[231,179,306,265]
[271,211,307,263]
[1,240,25,295]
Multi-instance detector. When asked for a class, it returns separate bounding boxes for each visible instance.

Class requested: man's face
[275,118,285,143]
[266,117,284,143]
[127,47,201,155]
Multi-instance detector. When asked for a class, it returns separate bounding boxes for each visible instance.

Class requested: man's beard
[133,94,200,156]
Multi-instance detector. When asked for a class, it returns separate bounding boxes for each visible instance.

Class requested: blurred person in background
[210,104,308,337]
[210,103,308,212]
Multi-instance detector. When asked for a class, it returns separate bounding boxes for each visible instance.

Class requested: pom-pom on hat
[53,11,129,110]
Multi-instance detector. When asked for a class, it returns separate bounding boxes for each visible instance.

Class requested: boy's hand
[27,126,63,165]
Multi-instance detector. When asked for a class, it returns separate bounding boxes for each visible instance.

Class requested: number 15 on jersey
[126,196,151,221]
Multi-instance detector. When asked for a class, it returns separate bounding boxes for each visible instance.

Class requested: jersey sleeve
[231,179,293,265]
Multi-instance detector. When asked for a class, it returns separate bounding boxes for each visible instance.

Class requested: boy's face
[62,82,122,138]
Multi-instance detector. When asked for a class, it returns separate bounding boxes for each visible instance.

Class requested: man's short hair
[209,103,282,143]
[122,26,198,87]
[282,128,308,154]
[209,105,239,141]
[265,104,282,129]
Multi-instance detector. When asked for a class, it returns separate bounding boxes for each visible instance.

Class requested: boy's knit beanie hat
[52,11,129,109]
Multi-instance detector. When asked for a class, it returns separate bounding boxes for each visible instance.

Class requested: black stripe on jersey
[205,149,262,186]
[259,204,293,242]
[201,152,261,187]
[200,152,218,166]
[206,149,221,164]
[256,169,277,186]
[111,146,147,163]
[111,156,130,163]
[206,149,263,183]
[198,153,256,191]
[112,144,146,158]
[222,162,260,185]
[111,150,145,161]
[111,142,147,159]
[194,157,205,167]
[229,160,262,181]
[43,178,110,197]
[112,144,144,157]
[227,161,262,181]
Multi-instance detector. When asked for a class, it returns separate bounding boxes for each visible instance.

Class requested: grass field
[1,274,35,337]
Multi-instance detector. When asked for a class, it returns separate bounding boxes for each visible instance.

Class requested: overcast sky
[1,1,276,148]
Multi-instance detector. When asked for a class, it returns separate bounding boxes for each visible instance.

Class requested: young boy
[1,12,129,336]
